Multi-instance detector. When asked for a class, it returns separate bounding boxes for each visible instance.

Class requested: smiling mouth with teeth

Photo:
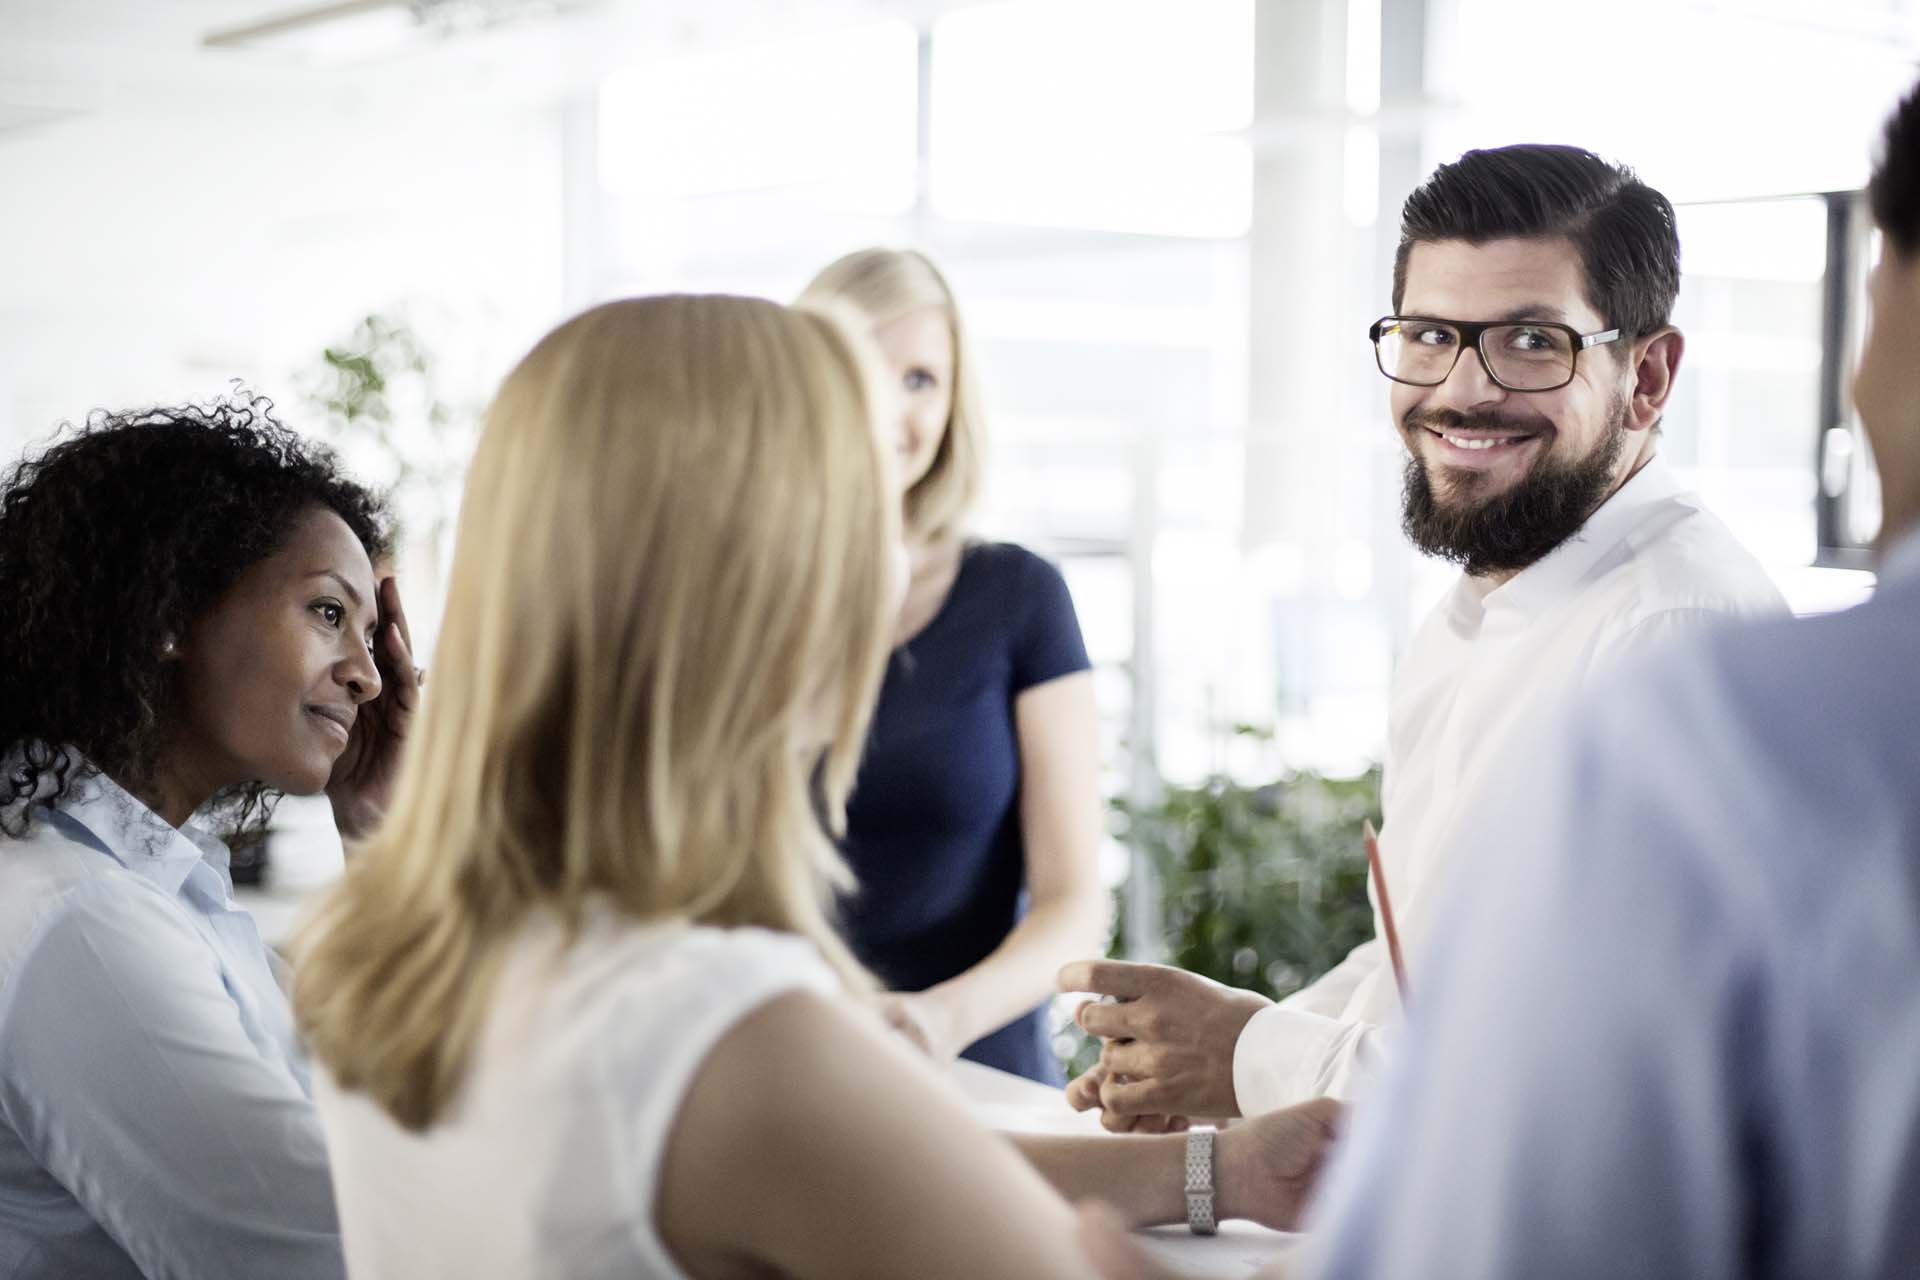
[1432,430,1534,451]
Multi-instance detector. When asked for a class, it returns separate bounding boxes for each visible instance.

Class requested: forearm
[1012,1131,1187,1227]
[1012,1127,1266,1229]
[927,893,1106,1046]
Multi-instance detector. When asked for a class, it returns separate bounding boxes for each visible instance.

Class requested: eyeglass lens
[1376,320,1576,390]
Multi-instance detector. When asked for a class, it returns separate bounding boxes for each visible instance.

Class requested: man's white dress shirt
[0,767,341,1279]
[1304,524,1920,1279]
[1233,454,1786,1111]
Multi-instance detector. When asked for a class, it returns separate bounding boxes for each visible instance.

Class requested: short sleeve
[1008,548,1091,693]
[607,928,839,1278]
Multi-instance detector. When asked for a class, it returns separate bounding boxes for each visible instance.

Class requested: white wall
[0,95,565,453]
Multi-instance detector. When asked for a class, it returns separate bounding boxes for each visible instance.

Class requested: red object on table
[1363,819,1409,1002]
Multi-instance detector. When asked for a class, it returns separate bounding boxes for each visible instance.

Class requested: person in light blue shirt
[1294,79,1920,1280]
[0,394,420,1279]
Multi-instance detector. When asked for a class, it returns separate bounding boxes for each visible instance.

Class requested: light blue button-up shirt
[0,767,342,1279]
[1304,525,1920,1279]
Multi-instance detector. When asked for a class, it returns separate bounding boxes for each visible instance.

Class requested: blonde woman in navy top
[800,249,1107,1083]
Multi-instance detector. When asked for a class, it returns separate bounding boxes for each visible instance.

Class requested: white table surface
[951,1060,1304,1278]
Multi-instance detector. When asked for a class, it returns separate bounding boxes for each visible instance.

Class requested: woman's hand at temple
[326,576,424,842]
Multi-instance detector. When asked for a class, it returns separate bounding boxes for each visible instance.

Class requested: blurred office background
[0,0,1910,950]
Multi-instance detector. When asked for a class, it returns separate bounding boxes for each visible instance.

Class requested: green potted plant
[1055,730,1380,1078]
[1123,762,1380,999]
[302,311,477,550]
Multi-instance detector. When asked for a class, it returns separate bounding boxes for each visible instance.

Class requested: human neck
[895,535,964,645]
[908,533,961,579]
[135,750,222,830]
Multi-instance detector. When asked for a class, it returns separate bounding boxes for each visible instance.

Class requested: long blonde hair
[294,295,897,1130]
[800,247,984,545]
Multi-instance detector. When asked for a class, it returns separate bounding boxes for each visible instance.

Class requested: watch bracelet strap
[1185,1127,1217,1235]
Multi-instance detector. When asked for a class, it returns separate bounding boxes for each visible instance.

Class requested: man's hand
[1219,1097,1345,1232]
[1064,1065,1190,1134]
[1059,960,1272,1127]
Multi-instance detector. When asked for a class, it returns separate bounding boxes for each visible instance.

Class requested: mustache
[1404,406,1554,437]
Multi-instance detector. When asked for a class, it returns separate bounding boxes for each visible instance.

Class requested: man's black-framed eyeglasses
[1368,316,1624,392]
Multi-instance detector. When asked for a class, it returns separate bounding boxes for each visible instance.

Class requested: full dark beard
[1401,401,1629,576]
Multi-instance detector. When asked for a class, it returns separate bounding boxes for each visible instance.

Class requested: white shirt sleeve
[0,884,343,1280]
[1233,939,1391,1112]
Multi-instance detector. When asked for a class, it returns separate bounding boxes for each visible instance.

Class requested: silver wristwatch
[1185,1127,1218,1235]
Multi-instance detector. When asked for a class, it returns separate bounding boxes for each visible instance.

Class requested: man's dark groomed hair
[1392,143,1681,340]
[1870,80,1920,254]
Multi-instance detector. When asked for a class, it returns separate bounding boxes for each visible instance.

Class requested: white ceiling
[0,0,977,138]
[5,0,1919,148]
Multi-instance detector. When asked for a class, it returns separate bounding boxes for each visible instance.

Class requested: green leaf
[1111,764,1382,1001]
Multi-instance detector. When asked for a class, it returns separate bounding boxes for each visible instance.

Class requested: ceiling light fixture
[203,0,568,62]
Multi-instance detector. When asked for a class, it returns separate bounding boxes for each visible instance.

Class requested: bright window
[930,0,1254,236]
[598,21,918,214]
[1429,0,1920,200]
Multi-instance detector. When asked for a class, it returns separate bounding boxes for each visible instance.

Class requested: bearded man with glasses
[1061,143,1789,1136]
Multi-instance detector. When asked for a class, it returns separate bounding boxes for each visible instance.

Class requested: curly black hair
[0,389,391,835]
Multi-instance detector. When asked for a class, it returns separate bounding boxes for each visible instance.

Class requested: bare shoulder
[690,985,893,1121]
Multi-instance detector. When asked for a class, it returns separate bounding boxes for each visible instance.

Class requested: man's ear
[1625,327,1684,432]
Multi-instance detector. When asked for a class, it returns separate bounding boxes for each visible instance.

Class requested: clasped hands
[1058,959,1273,1132]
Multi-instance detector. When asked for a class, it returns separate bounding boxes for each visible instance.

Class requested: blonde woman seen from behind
[292,295,1108,1279]
[798,249,1107,1084]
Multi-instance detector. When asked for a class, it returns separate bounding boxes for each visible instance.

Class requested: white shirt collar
[51,763,230,898]
[1879,521,1920,589]
[1462,452,1690,624]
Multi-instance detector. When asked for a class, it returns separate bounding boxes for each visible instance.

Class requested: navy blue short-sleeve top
[837,541,1091,1083]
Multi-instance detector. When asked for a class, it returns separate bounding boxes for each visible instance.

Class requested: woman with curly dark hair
[0,392,421,1280]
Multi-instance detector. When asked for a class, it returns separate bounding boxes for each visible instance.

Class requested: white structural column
[1370,0,1433,665]
[1243,0,1352,556]
[1242,0,1434,747]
